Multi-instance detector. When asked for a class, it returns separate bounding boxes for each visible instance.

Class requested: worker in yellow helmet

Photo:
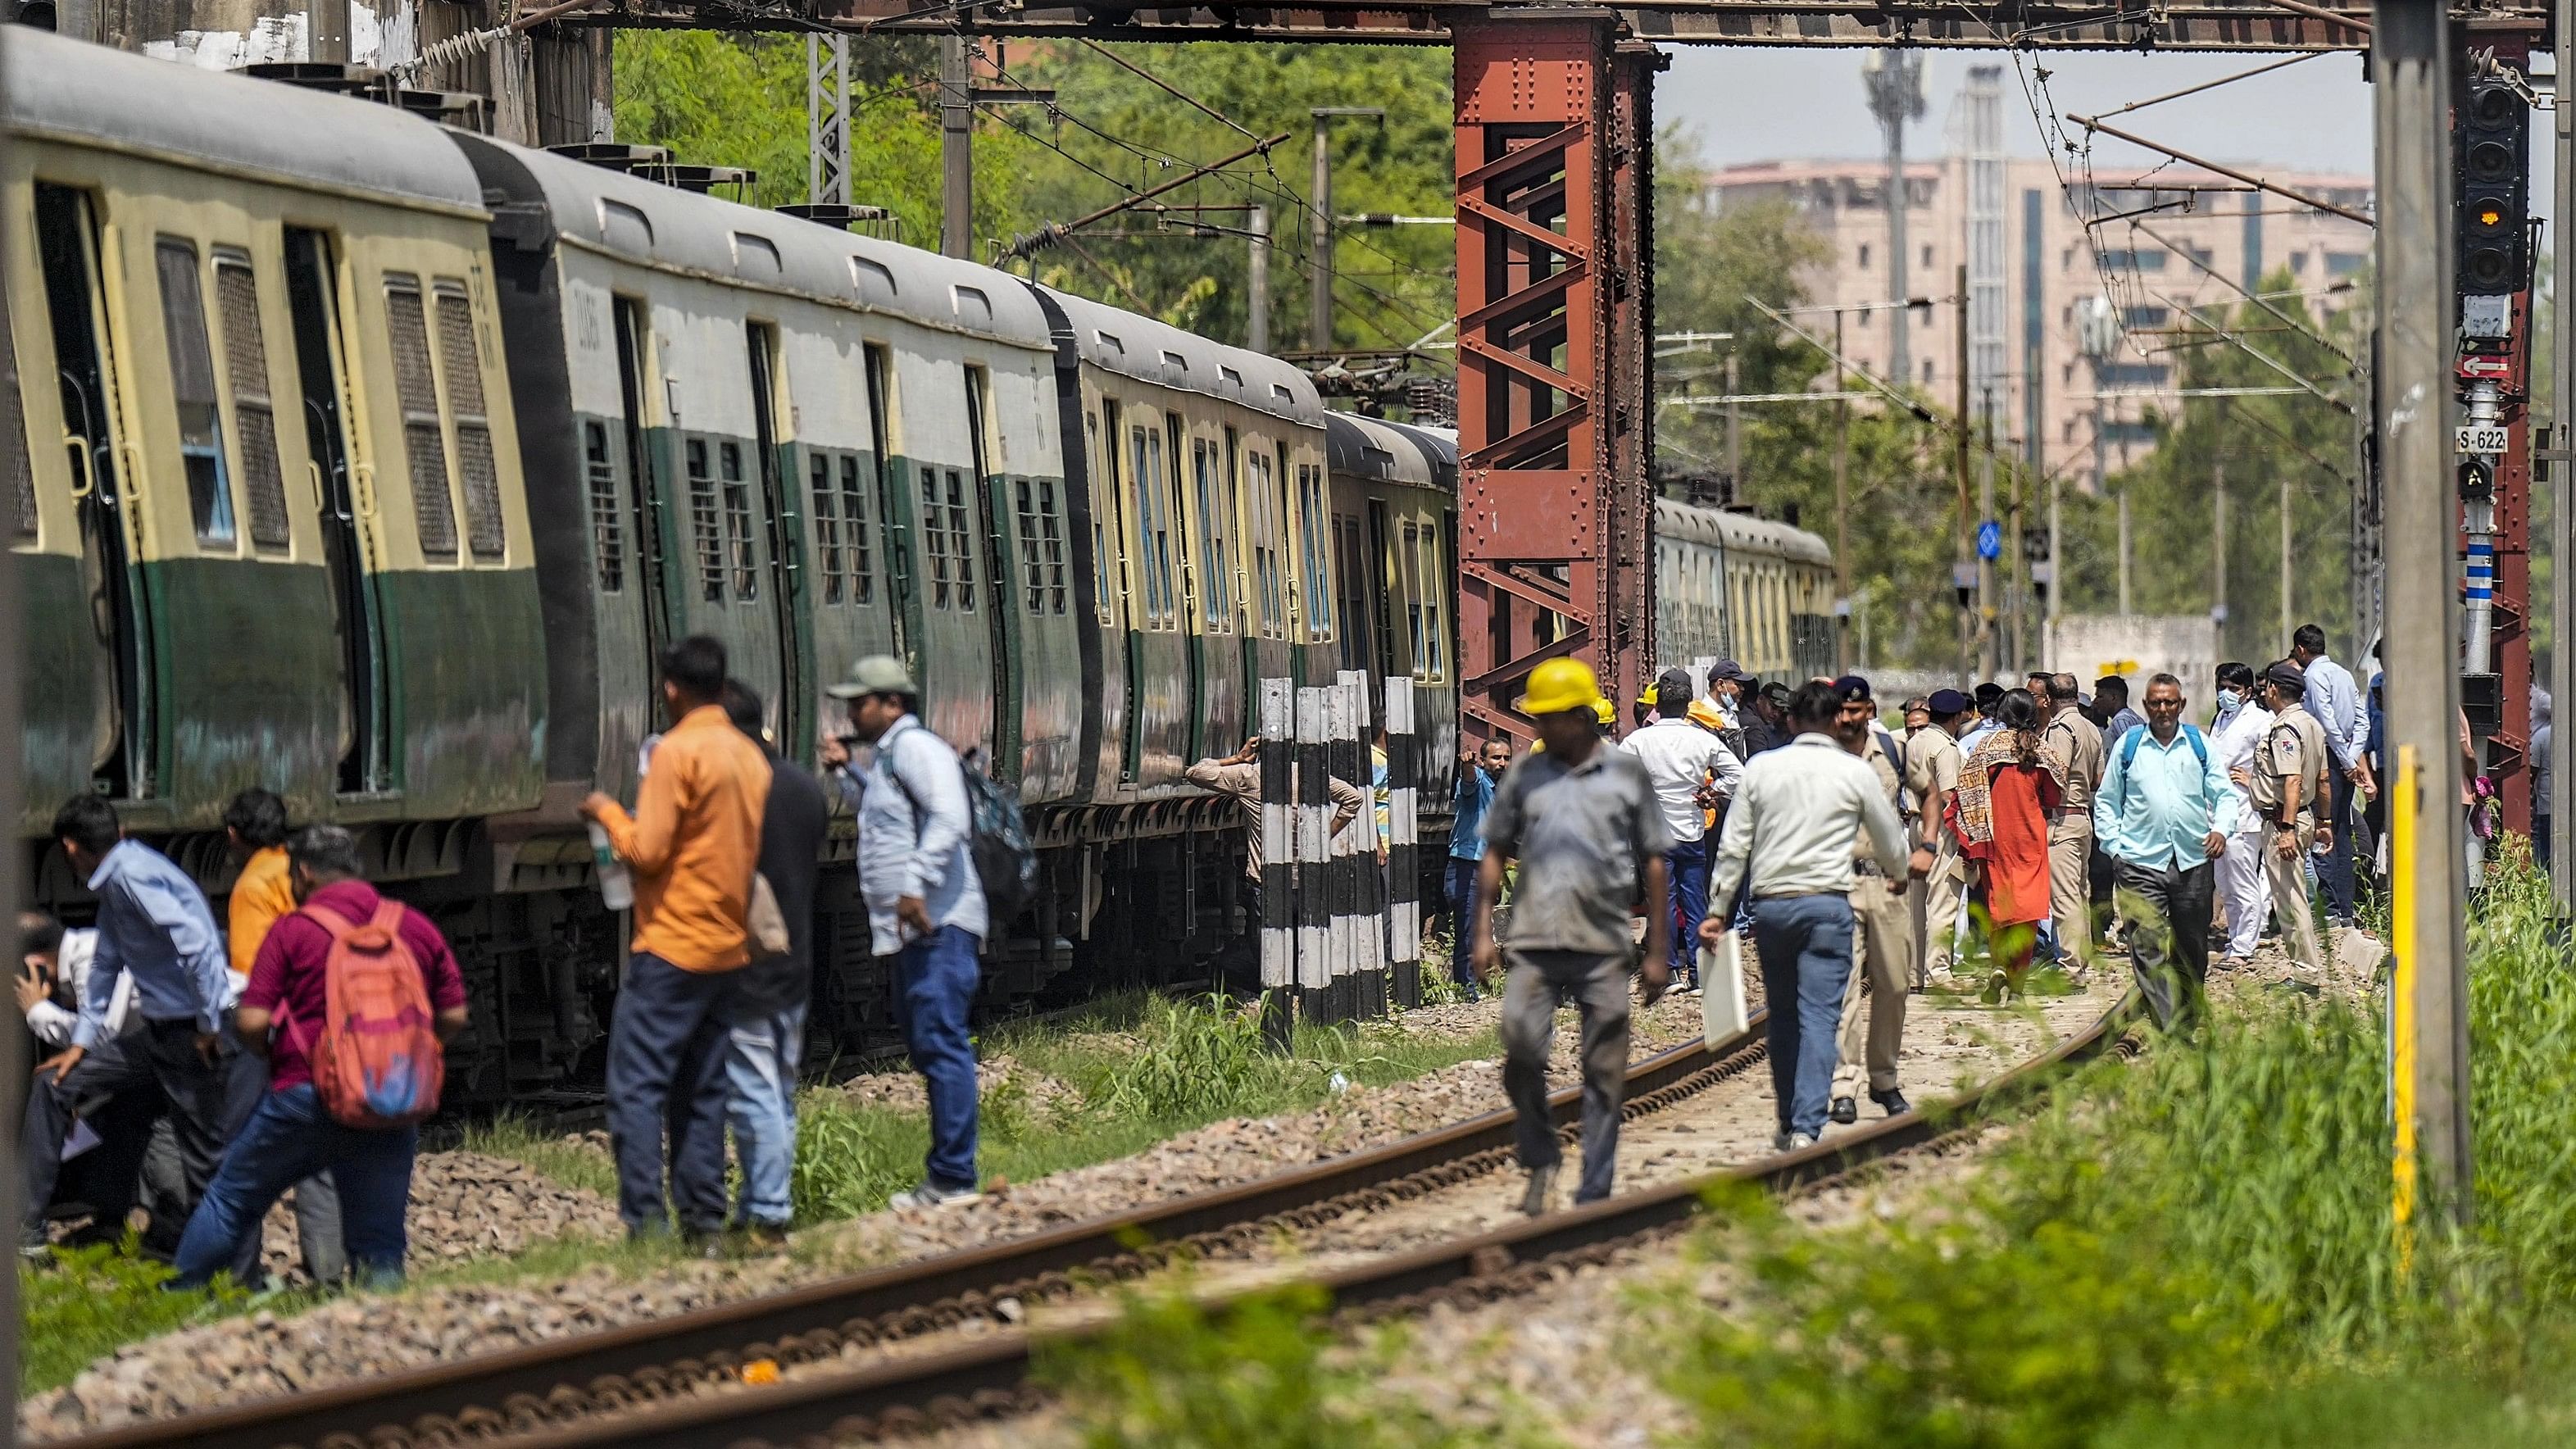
[1469,656,1673,1217]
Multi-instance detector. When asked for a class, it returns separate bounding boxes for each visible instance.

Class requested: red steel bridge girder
[1452,11,1658,743]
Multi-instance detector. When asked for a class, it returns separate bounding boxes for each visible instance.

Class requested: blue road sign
[1976,520,2002,561]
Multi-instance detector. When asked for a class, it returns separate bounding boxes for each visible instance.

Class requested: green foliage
[24,1242,248,1394]
[792,1090,934,1221]
[1089,992,1293,1120]
[461,1115,620,1198]
[1046,1280,1492,1449]
[2056,266,2368,659]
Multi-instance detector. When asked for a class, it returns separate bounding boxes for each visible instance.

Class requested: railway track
[466,988,2138,1449]
[55,1003,1779,1449]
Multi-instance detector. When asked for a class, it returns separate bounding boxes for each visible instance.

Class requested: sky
[1658,47,2557,219]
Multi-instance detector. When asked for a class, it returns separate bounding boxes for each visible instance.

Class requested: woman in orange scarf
[1950,689,2067,1000]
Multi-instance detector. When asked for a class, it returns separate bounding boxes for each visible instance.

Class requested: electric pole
[1864,51,1925,389]
[939,34,972,259]
[2556,0,2576,910]
[2212,410,2228,652]
[1954,261,1973,680]
[1249,205,1271,353]
[1979,384,1997,679]
[1835,308,1851,671]
[2373,0,2470,1229]
[1309,107,1383,353]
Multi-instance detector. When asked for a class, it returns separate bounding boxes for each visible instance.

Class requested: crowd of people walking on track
[1441,629,2390,1212]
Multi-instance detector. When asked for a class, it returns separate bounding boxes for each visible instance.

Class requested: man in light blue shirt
[22,795,252,1261]
[825,656,988,1211]
[2292,624,2369,925]
[2094,675,2236,1033]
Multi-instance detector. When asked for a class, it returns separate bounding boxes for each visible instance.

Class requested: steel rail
[53,1011,1773,1449]
[486,992,2140,1449]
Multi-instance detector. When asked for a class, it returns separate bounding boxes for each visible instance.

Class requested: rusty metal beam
[574,0,2483,48]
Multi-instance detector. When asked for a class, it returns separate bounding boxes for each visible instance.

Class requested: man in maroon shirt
[170,826,468,1289]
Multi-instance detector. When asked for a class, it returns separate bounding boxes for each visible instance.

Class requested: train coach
[0,29,1488,1106]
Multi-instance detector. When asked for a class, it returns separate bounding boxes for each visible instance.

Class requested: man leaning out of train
[824,656,988,1211]
[170,825,470,1289]
[581,636,775,1245]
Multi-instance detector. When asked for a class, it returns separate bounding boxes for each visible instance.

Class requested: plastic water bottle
[587,820,634,911]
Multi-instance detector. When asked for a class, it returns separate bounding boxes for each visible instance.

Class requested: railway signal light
[2455,76,2532,299]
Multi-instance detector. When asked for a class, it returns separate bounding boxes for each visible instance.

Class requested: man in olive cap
[823,656,988,1210]
[2247,660,2332,978]
[1828,676,1915,1122]
[1908,689,1973,980]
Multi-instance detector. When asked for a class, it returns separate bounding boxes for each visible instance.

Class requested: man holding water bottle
[579,637,772,1245]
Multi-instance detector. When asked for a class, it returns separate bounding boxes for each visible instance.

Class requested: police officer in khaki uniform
[1905,688,1971,983]
[2249,660,2332,977]
[1830,676,1915,1123]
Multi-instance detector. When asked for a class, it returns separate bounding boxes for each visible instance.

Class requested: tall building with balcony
[1695,154,2373,491]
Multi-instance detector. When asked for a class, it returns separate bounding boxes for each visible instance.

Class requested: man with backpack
[2092,675,2234,1032]
[170,826,467,1288]
[823,656,988,1211]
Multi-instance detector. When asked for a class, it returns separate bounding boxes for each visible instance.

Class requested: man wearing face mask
[2209,662,2273,968]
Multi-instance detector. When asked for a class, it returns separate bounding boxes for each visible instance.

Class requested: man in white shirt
[18,913,153,1255]
[2291,624,2370,926]
[1706,681,1926,1151]
[1623,669,1744,992]
[2210,662,2275,966]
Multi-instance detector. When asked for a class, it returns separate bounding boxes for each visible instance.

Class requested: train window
[720,442,756,599]
[5,284,30,540]
[920,470,951,610]
[1215,442,1238,630]
[840,454,874,604]
[1402,522,1425,678]
[434,283,505,560]
[1193,438,1229,633]
[1015,479,1043,614]
[945,468,976,612]
[584,421,622,592]
[1128,425,1160,623]
[810,452,844,605]
[1297,465,1332,640]
[382,276,457,559]
[156,240,236,547]
[686,438,722,602]
[1038,479,1067,614]
[211,254,289,550]
[1143,428,1174,626]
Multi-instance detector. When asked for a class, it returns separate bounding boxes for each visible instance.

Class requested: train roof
[452,133,1055,351]
[1037,286,1324,430]
[1324,411,1456,491]
[1655,497,1833,565]
[2,29,487,215]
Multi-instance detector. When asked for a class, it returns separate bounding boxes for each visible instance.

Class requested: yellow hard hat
[1594,698,1618,728]
[1515,657,1604,718]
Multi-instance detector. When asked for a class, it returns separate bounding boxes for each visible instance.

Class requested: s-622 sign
[2456,424,2510,456]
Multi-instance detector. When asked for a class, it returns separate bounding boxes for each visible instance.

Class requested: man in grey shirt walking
[1471,658,1671,1217]
[1706,681,1923,1149]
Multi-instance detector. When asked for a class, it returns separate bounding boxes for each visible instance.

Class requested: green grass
[461,1116,620,1199]
[22,1243,249,1396]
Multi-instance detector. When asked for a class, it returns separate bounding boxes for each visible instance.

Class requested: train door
[745,322,807,754]
[863,341,914,674]
[1333,512,1372,679]
[280,228,389,795]
[611,297,671,659]
[963,364,1016,770]
[1365,499,1398,690]
[34,183,150,800]
[1102,397,1142,780]
[1168,413,1203,765]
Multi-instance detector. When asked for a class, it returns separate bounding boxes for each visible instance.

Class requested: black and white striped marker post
[1294,685,1331,1027]
[1343,670,1385,1020]
[1386,677,1421,1010]
[1259,678,1294,1052]
[1327,676,1360,1024]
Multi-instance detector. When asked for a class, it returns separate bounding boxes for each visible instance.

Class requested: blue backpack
[2112,723,2210,811]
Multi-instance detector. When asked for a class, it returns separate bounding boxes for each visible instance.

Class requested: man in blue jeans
[1706,681,1923,1150]
[1445,736,1514,997]
[170,827,469,1288]
[720,679,826,1244]
[827,656,988,1211]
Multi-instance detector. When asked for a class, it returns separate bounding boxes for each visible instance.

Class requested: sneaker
[1772,1130,1819,1152]
[734,1222,793,1251]
[888,1180,984,1211]
[1519,1164,1559,1218]
[1871,1088,1912,1117]
[1829,1096,1859,1125]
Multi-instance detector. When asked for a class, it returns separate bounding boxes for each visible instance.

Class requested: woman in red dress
[1951,689,2067,1000]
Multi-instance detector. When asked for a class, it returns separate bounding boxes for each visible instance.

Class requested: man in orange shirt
[220,788,343,1283]
[580,637,772,1242]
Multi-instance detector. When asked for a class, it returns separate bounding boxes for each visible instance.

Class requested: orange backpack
[295,901,446,1129]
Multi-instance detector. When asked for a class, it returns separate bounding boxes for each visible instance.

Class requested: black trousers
[22,1016,261,1253]
[2114,857,2215,1032]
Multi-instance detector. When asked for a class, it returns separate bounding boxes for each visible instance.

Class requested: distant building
[1693,155,2373,491]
